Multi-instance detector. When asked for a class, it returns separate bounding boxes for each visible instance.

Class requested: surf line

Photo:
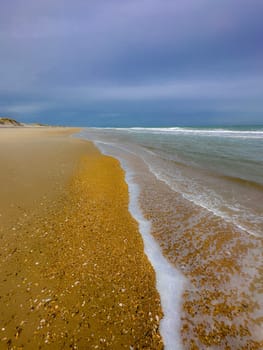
[94,140,187,350]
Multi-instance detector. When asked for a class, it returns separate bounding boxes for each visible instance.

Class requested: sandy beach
[0,128,163,349]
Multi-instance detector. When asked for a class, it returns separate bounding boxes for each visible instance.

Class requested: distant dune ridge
[0,117,23,126]
[0,116,47,127]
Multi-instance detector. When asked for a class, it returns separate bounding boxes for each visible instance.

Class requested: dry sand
[0,128,163,349]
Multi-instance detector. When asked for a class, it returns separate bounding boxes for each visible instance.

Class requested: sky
[0,0,263,126]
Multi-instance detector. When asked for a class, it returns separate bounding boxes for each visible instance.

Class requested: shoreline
[0,128,163,349]
[78,128,263,349]
[92,138,186,350]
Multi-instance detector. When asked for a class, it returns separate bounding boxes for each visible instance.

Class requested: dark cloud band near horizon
[0,0,263,126]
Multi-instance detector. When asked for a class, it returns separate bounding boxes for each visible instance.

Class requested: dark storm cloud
[0,0,263,125]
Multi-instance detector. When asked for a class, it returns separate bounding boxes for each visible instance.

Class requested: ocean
[78,126,263,349]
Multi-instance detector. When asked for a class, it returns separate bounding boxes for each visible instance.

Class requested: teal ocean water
[81,126,263,237]
[79,126,263,348]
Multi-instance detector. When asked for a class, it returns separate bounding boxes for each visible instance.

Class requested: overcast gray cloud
[0,0,263,125]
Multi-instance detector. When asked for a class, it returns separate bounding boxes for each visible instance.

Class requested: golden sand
[0,129,163,349]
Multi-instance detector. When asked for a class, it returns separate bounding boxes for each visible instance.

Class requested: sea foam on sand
[94,140,187,350]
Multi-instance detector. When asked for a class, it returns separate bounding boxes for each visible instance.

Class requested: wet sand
[139,174,263,350]
[0,128,163,349]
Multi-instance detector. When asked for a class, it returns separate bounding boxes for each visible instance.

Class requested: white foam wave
[94,140,187,350]
[100,127,263,139]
